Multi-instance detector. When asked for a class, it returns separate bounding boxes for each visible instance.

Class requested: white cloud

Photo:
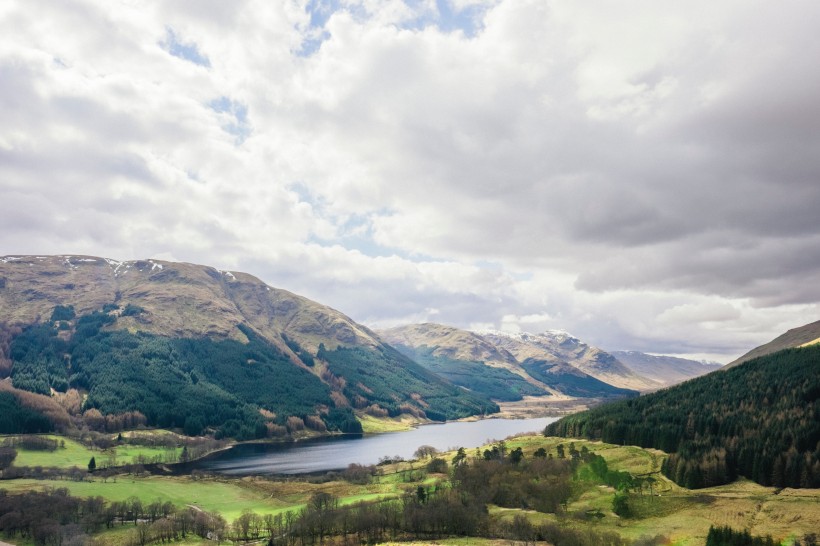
[2,0,819,362]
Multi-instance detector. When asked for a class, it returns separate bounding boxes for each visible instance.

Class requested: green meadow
[8,435,181,469]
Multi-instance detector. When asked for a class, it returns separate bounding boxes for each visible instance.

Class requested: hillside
[610,351,723,386]
[379,323,642,400]
[546,344,820,489]
[727,319,820,367]
[480,330,659,391]
[0,255,497,437]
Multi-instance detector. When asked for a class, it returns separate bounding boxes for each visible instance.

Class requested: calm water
[190,417,557,475]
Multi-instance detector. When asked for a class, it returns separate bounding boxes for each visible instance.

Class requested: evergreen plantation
[545,345,820,489]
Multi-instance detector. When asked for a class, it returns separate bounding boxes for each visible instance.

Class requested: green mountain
[545,343,820,489]
[0,255,497,438]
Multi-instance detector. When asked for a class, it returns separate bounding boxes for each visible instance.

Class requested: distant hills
[379,323,657,400]
[479,330,659,391]
[546,321,820,489]
[0,256,496,438]
[610,351,722,387]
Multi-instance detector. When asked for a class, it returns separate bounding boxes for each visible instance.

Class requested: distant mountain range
[0,255,739,440]
[609,351,722,387]
[0,256,496,438]
[378,323,707,401]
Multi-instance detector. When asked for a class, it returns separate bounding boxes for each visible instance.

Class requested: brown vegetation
[0,379,70,430]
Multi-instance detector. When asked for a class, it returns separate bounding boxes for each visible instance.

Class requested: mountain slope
[0,255,497,437]
[379,323,644,400]
[727,319,820,367]
[478,330,659,391]
[379,323,557,399]
[0,255,380,355]
[610,351,723,386]
[546,344,820,489]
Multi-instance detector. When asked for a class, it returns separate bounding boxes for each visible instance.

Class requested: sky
[2,0,820,363]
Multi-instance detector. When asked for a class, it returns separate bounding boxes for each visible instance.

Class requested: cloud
[1,0,819,361]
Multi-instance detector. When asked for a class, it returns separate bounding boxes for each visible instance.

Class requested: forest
[545,345,820,488]
[3,304,502,440]
[393,345,545,401]
[5,306,361,439]
[317,344,498,421]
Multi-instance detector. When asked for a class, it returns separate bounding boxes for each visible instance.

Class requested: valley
[1,255,819,545]
[2,429,819,545]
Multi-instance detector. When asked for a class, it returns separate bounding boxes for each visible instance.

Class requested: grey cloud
[3,0,820,361]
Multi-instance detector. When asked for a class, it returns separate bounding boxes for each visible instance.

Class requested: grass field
[357,413,418,433]
[1,469,415,522]
[1,476,280,521]
[6,435,182,469]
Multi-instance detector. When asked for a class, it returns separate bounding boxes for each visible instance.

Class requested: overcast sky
[2,0,819,362]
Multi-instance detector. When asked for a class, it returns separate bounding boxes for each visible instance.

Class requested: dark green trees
[546,346,820,489]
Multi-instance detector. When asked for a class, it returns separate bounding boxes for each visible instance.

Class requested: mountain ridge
[0,255,498,437]
[610,350,723,386]
[378,323,652,400]
[727,319,820,367]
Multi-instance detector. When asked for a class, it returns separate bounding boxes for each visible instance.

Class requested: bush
[612,492,630,518]
[50,305,75,322]
[426,458,448,473]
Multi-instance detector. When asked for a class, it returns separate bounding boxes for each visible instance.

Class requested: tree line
[546,346,820,489]
[0,487,226,546]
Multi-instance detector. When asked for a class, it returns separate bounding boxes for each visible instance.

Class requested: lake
[189,417,557,475]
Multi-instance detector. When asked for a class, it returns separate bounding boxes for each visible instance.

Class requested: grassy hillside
[546,345,820,489]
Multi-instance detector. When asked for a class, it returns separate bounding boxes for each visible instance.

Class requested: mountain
[378,323,643,400]
[610,351,723,387]
[0,255,497,438]
[379,323,554,401]
[727,319,820,367]
[546,344,820,489]
[478,330,660,392]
